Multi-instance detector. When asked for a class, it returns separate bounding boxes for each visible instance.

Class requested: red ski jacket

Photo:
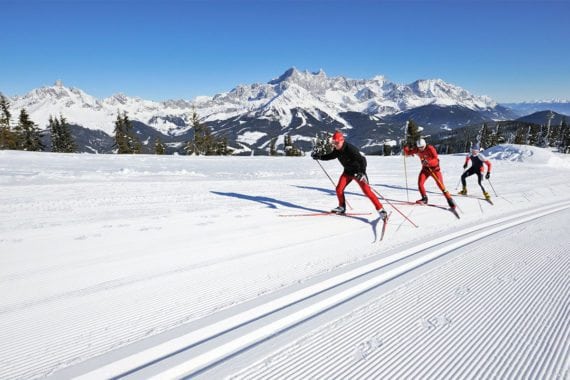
[404,145,440,170]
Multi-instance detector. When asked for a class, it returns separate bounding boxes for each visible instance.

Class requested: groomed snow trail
[62,203,570,379]
[229,207,570,380]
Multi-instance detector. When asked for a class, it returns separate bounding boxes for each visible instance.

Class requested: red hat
[332,131,345,143]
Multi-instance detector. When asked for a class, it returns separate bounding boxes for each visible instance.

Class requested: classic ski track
[66,200,570,379]
[244,240,564,379]
[215,206,568,379]
[233,212,569,379]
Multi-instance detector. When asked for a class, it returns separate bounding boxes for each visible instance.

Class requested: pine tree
[491,123,506,147]
[561,117,570,154]
[528,124,541,146]
[514,127,526,145]
[184,140,193,155]
[214,136,230,155]
[551,118,566,151]
[113,113,128,153]
[383,143,392,156]
[549,123,560,147]
[188,108,215,155]
[154,137,166,154]
[312,132,333,157]
[478,123,493,149]
[461,126,477,152]
[49,114,75,153]
[284,133,302,156]
[0,94,17,149]
[186,109,230,156]
[113,111,140,154]
[58,115,75,152]
[269,137,277,156]
[17,109,43,151]
[405,120,422,148]
[49,116,60,151]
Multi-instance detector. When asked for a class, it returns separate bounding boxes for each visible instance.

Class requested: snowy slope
[0,145,569,379]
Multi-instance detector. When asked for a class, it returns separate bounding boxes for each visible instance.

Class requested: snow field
[0,145,569,379]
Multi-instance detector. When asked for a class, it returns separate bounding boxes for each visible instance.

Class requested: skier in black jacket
[459,144,492,200]
[312,131,387,220]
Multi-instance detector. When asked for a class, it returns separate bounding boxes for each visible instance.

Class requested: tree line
[427,117,570,154]
[392,116,570,155]
[0,95,231,155]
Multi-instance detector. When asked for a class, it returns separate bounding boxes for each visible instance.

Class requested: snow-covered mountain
[502,99,570,116]
[5,69,513,153]
[8,80,187,136]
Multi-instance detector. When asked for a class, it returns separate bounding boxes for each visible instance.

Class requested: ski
[457,193,494,206]
[380,211,392,241]
[449,207,461,219]
[423,203,450,210]
[416,202,461,219]
[279,211,372,217]
[391,199,449,209]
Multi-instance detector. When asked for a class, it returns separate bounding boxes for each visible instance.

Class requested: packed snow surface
[0,144,568,379]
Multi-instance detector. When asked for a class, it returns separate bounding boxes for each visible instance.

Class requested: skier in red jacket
[403,138,456,208]
[459,144,492,199]
[312,131,388,220]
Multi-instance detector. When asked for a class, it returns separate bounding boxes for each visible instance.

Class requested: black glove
[354,172,367,183]
[463,163,468,169]
[311,151,321,160]
[485,172,490,179]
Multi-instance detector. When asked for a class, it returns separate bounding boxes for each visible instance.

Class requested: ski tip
[451,209,461,219]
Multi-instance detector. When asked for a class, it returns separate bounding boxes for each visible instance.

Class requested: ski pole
[426,166,449,194]
[426,167,461,211]
[455,169,468,190]
[403,122,410,202]
[403,152,410,202]
[455,176,461,190]
[487,177,498,197]
[315,159,353,210]
[371,187,419,228]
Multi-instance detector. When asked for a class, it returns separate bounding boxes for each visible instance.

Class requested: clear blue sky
[2,0,569,103]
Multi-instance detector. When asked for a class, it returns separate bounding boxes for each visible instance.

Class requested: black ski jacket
[319,142,367,175]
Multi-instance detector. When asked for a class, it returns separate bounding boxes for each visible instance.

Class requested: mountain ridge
[2,68,526,154]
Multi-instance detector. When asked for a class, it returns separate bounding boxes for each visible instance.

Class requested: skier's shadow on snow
[211,191,379,240]
[292,185,365,198]
[373,183,443,196]
[291,186,382,241]
[211,191,322,213]
[372,183,416,193]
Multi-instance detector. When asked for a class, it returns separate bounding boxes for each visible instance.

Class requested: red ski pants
[418,167,451,199]
[336,173,383,210]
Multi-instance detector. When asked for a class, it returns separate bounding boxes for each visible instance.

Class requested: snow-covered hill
[1,145,569,379]
[484,143,570,168]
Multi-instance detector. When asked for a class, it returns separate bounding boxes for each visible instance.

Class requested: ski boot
[483,191,491,200]
[378,208,388,221]
[331,206,346,215]
[415,195,428,205]
[447,197,457,209]
[458,187,467,195]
